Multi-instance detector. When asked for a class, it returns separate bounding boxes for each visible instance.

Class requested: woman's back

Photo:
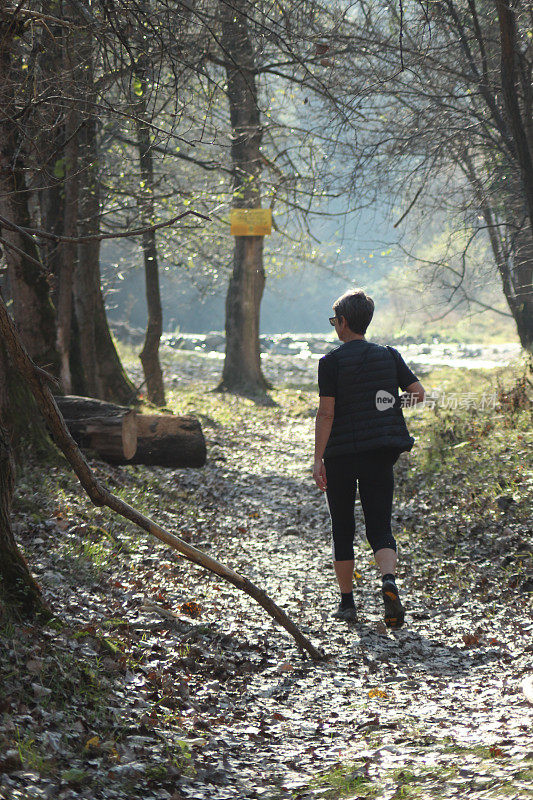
[318,339,418,456]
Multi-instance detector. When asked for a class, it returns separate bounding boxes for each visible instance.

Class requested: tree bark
[68,29,135,404]
[33,16,65,303]
[94,282,137,404]
[462,152,533,352]
[0,342,50,619]
[0,19,58,373]
[0,423,48,619]
[32,10,78,392]
[134,72,165,407]
[218,0,271,396]
[54,395,132,419]
[75,109,136,402]
[496,0,533,236]
[508,216,533,352]
[55,111,79,393]
[72,33,100,397]
[131,414,206,467]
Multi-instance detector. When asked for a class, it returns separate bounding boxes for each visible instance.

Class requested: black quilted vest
[323,340,415,458]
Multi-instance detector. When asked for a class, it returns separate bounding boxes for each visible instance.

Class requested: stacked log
[133,414,206,467]
[54,396,206,467]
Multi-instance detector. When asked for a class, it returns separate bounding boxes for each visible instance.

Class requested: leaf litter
[1,354,532,799]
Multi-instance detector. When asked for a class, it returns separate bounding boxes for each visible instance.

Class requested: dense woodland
[0,1,532,799]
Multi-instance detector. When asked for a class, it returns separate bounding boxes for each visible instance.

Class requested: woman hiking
[313,288,426,627]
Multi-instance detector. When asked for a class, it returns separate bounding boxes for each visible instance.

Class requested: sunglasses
[329,316,338,326]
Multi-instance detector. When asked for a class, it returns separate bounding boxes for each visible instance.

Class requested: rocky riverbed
[111,324,522,373]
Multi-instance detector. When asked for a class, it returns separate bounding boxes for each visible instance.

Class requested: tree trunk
[76,110,135,402]
[0,21,58,373]
[134,75,166,407]
[53,395,132,419]
[462,152,533,352]
[72,34,99,397]
[55,111,79,393]
[32,12,78,392]
[0,425,48,619]
[496,0,533,237]
[40,179,64,290]
[34,19,65,301]
[0,342,50,619]
[94,281,137,404]
[508,218,533,353]
[222,236,270,393]
[218,0,270,396]
[69,31,135,404]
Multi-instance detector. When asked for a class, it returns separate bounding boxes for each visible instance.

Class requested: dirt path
[3,387,532,800]
[166,407,532,799]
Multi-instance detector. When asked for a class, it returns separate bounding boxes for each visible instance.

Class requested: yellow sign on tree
[230,208,272,236]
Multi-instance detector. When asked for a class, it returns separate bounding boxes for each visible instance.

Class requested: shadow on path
[338,621,510,677]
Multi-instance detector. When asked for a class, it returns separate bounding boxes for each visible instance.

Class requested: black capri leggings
[324,447,402,560]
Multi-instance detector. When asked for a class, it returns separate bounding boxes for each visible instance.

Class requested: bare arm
[314,396,335,490]
[401,380,426,406]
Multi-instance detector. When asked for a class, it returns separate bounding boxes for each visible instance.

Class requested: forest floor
[1,353,532,800]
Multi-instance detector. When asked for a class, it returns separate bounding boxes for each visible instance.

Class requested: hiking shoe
[332,603,358,622]
[382,579,405,629]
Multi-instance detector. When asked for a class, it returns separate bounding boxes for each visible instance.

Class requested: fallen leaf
[84,735,100,751]
[179,601,202,618]
[368,688,388,699]
[277,661,294,673]
[462,633,480,647]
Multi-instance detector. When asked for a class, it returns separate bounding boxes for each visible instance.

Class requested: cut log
[66,413,137,462]
[53,395,206,468]
[54,395,131,420]
[131,414,206,468]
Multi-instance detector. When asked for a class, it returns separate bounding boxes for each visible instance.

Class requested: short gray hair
[333,288,374,334]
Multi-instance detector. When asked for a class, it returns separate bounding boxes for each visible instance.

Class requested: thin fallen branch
[0,297,324,661]
[0,209,211,245]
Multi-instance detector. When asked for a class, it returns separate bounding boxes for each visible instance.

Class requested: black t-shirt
[318,344,418,397]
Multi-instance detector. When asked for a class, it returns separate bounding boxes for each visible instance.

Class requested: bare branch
[0,210,210,245]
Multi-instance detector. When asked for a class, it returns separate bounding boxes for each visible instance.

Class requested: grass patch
[309,762,461,800]
[397,364,532,536]
[311,763,377,798]
[15,729,56,776]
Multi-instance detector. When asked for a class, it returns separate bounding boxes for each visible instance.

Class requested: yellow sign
[230,208,272,236]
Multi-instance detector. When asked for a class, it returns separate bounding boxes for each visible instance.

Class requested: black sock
[382,573,396,584]
[340,591,355,610]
